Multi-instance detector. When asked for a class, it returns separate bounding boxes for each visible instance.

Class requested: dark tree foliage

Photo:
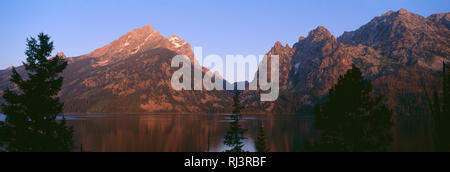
[224,93,247,152]
[306,65,393,152]
[0,33,73,152]
[425,62,450,152]
[255,121,269,152]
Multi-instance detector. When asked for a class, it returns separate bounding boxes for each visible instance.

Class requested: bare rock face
[242,41,295,112]
[338,9,449,65]
[240,9,449,115]
[84,24,197,67]
[61,25,233,114]
[427,13,450,29]
[61,48,232,114]
[249,41,295,89]
[273,9,450,115]
[1,10,448,115]
[0,25,233,114]
[287,25,389,99]
[288,26,343,97]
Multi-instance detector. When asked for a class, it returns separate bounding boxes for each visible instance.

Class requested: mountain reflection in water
[0,114,433,152]
[66,114,314,152]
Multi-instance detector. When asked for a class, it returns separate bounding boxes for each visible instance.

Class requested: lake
[65,114,315,152]
[0,114,435,152]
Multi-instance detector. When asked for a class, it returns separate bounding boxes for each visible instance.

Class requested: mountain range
[0,9,449,115]
[243,9,449,116]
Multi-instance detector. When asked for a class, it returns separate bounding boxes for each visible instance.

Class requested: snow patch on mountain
[169,35,187,48]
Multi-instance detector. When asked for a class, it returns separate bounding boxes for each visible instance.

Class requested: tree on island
[255,121,269,152]
[224,92,248,152]
[306,65,393,152]
[0,33,73,152]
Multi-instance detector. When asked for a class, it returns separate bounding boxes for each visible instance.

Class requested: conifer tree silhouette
[224,93,247,152]
[0,33,73,152]
[255,121,269,152]
[306,65,393,152]
[424,62,450,152]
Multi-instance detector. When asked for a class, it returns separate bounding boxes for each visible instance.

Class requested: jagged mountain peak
[382,8,410,17]
[269,41,294,55]
[249,40,295,91]
[398,8,409,14]
[138,24,153,32]
[85,24,161,59]
[299,36,306,41]
[306,26,334,42]
[335,9,449,66]
[271,41,290,49]
[169,34,179,39]
[293,26,338,50]
[271,41,285,50]
[378,8,427,24]
[126,24,154,36]
[55,52,67,58]
[427,12,450,29]
[285,9,449,108]
[311,26,331,34]
[274,41,283,47]
[337,9,446,46]
[79,24,197,67]
[169,34,187,48]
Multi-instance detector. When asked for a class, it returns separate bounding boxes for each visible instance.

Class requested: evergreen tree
[425,62,450,152]
[439,62,450,152]
[231,92,243,114]
[307,65,393,152]
[255,121,269,152]
[224,93,247,152]
[0,33,73,152]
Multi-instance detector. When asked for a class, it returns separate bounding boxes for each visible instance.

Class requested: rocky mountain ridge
[0,9,448,115]
[243,9,449,115]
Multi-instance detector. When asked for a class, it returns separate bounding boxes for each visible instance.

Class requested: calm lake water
[0,114,435,152]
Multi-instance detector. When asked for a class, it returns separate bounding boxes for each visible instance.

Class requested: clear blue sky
[0,0,448,81]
